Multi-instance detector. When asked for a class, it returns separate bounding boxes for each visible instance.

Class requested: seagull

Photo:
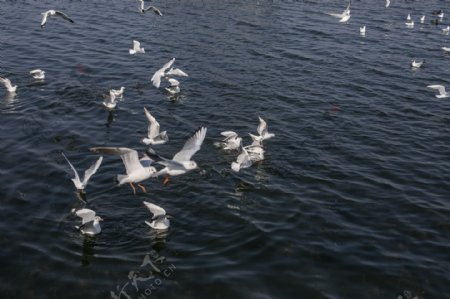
[385,0,390,8]
[40,10,74,28]
[110,87,125,99]
[62,153,103,198]
[360,26,366,36]
[143,201,171,230]
[407,14,411,21]
[214,131,242,150]
[74,208,103,235]
[147,127,207,185]
[328,1,350,19]
[339,13,351,23]
[165,78,180,94]
[151,58,175,88]
[141,107,169,145]
[249,117,275,144]
[442,47,450,52]
[433,10,444,19]
[0,77,17,93]
[138,0,163,16]
[420,15,425,23]
[231,147,252,172]
[103,90,118,110]
[411,59,423,68]
[89,147,157,194]
[427,85,450,98]
[443,26,450,34]
[129,40,145,55]
[405,16,414,28]
[30,69,45,80]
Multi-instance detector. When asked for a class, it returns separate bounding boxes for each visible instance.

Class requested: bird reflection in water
[105,110,115,127]
[80,235,97,267]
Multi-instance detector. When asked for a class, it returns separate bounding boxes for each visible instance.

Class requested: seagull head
[184,161,198,170]
[95,216,104,222]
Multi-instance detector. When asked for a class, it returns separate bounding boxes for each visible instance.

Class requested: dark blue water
[1,0,450,298]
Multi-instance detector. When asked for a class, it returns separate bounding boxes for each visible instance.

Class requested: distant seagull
[360,26,366,36]
[442,47,450,52]
[147,127,207,185]
[328,1,350,19]
[74,208,103,235]
[420,15,425,23]
[443,26,450,34]
[433,10,444,19]
[407,14,411,21]
[110,87,125,99]
[231,147,252,172]
[138,0,163,16]
[142,107,169,145]
[165,78,180,94]
[62,153,103,199]
[405,15,414,28]
[0,77,17,93]
[90,147,157,194]
[129,40,145,55]
[143,201,171,230]
[249,117,275,144]
[41,10,74,28]
[385,0,390,8]
[411,59,423,68]
[214,131,242,150]
[427,85,450,98]
[103,90,118,110]
[151,58,175,88]
[30,69,45,80]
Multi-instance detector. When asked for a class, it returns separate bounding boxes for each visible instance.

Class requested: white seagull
[151,58,175,88]
[249,116,275,144]
[328,1,350,19]
[138,0,163,16]
[420,15,425,23]
[360,26,366,36]
[30,69,45,80]
[339,13,351,23]
[75,208,103,235]
[427,85,450,98]
[0,77,17,93]
[231,147,252,172]
[411,59,423,68]
[129,40,145,55]
[405,14,414,27]
[62,153,103,197]
[41,10,74,28]
[90,147,157,194]
[110,87,125,99]
[165,78,180,94]
[103,90,118,110]
[442,47,450,52]
[214,131,242,150]
[148,127,207,185]
[385,0,390,8]
[143,201,171,230]
[443,26,450,34]
[142,107,169,145]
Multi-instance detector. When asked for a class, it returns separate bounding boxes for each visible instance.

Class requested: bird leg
[138,184,147,193]
[130,182,137,194]
[163,176,170,185]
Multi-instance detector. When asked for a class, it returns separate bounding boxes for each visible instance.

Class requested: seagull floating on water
[138,0,163,16]
[0,77,17,93]
[420,15,425,23]
[405,14,414,27]
[103,90,118,110]
[90,147,157,194]
[30,69,45,80]
[147,127,207,185]
[442,26,450,34]
[214,131,242,150]
[411,59,423,68]
[129,40,145,55]
[74,208,103,235]
[427,85,450,98]
[110,87,125,99]
[143,201,171,230]
[62,153,103,199]
[165,78,180,94]
[151,58,188,88]
[360,26,366,36]
[41,10,74,28]
[142,107,169,145]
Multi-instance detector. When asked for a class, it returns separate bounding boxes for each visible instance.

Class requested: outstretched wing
[427,85,446,95]
[166,68,188,77]
[55,11,74,23]
[61,152,81,186]
[0,77,13,90]
[151,58,175,88]
[76,209,96,224]
[257,116,268,136]
[143,201,166,217]
[82,156,103,186]
[172,127,207,162]
[145,6,163,16]
[90,147,143,175]
[133,40,141,50]
[144,107,160,139]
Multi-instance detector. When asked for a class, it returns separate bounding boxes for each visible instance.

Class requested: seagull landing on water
[137,0,163,16]
[74,209,103,235]
[147,127,207,185]
[151,58,189,88]
[90,147,157,194]
[30,69,45,80]
[214,131,242,151]
[360,26,366,36]
[0,77,17,93]
[103,90,118,110]
[411,59,424,68]
[143,201,171,230]
[62,153,103,200]
[129,40,145,55]
[443,26,450,35]
[41,10,74,28]
[141,107,169,146]
[427,85,450,98]
[249,117,275,144]
[110,87,125,99]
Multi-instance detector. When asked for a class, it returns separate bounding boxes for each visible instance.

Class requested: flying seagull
[74,208,103,235]
[110,87,125,99]
[427,85,450,98]
[214,131,242,150]
[147,127,207,185]
[0,77,17,93]
[62,153,103,200]
[41,10,74,28]
[151,58,189,88]
[30,69,45,80]
[328,1,350,19]
[89,147,157,194]
[411,59,423,68]
[142,107,169,145]
[249,116,275,144]
[385,0,390,8]
[129,40,145,55]
[420,15,425,23]
[143,201,171,230]
[138,0,163,16]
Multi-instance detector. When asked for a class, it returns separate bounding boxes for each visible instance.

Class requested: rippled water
[1,0,450,298]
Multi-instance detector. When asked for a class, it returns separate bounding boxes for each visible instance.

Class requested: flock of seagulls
[328,1,450,100]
